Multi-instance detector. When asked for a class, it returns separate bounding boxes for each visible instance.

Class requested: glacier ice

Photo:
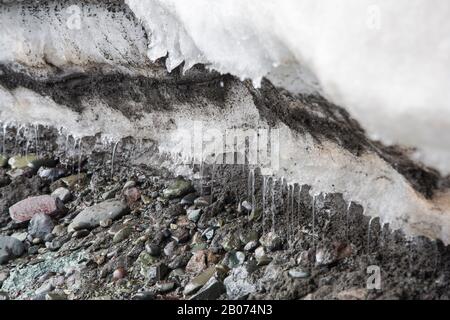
[126,0,450,173]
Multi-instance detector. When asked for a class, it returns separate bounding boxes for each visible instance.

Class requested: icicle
[111,140,120,179]
[367,215,375,256]
[271,178,276,232]
[2,123,7,154]
[78,137,83,177]
[262,175,267,233]
[287,185,291,245]
[312,194,317,250]
[34,124,39,157]
[346,201,352,241]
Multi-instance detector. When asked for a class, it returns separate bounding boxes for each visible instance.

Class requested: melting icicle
[78,138,83,177]
[2,123,7,154]
[271,178,276,232]
[34,124,39,157]
[346,201,352,241]
[367,213,375,256]
[111,140,120,179]
[262,175,267,233]
[311,194,317,250]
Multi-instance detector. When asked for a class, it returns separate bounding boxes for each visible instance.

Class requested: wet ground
[0,127,449,300]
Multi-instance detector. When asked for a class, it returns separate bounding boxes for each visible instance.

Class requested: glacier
[126,0,450,174]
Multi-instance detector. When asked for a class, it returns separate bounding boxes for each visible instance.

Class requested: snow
[126,0,450,173]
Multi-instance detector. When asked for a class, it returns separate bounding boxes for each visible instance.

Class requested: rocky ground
[0,126,450,301]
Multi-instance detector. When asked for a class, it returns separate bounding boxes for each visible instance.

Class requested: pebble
[45,292,68,300]
[190,277,225,300]
[122,180,136,190]
[164,241,177,257]
[8,154,38,169]
[99,218,113,228]
[156,281,175,293]
[162,179,193,199]
[113,267,127,280]
[288,268,310,279]
[9,195,64,222]
[68,200,128,231]
[185,250,207,274]
[194,196,210,207]
[28,213,55,239]
[72,229,90,239]
[0,235,25,264]
[180,193,197,206]
[259,232,282,252]
[145,242,161,256]
[113,227,133,244]
[183,266,216,296]
[51,187,72,203]
[187,208,202,223]
[38,167,66,181]
[123,187,141,204]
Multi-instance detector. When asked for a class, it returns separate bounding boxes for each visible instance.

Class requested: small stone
[164,241,177,257]
[51,187,72,203]
[113,227,133,243]
[132,291,155,300]
[72,229,90,239]
[32,237,43,245]
[99,218,113,228]
[187,208,202,223]
[8,154,38,169]
[223,265,256,300]
[222,233,242,252]
[0,235,25,264]
[28,213,55,239]
[113,267,127,280]
[190,277,225,300]
[186,250,207,274]
[44,233,55,242]
[35,282,54,296]
[194,196,210,207]
[60,173,87,189]
[11,232,27,242]
[0,154,8,167]
[68,200,128,231]
[163,179,193,199]
[45,292,68,300]
[156,281,175,293]
[241,201,252,212]
[202,227,215,240]
[180,193,197,206]
[336,288,368,300]
[145,242,161,256]
[223,251,246,269]
[52,224,66,237]
[147,263,169,282]
[123,187,141,204]
[244,240,259,252]
[183,266,216,295]
[288,268,310,279]
[38,167,66,181]
[171,228,190,244]
[254,247,271,266]
[9,195,64,222]
[122,180,136,190]
[260,232,282,252]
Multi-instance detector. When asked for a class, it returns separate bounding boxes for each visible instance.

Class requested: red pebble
[9,195,64,222]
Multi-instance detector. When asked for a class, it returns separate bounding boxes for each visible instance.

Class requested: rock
[35,282,54,296]
[183,266,216,296]
[315,243,352,266]
[52,224,66,237]
[223,265,256,300]
[8,154,38,169]
[9,195,64,222]
[132,291,155,300]
[68,200,128,231]
[145,242,161,256]
[137,252,159,278]
[60,173,87,189]
[123,187,141,204]
[187,208,202,223]
[28,213,55,239]
[288,268,310,279]
[194,196,210,207]
[223,251,246,269]
[336,288,368,300]
[164,241,177,257]
[241,201,252,212]
[0,292,9,300]
[99,219,113,228]
[0,154,8,167]
[186,250,207,274]
[38,167,66,181]
[202,227,215,240]
[254,247,271,266]
[190,277,225,300]
[180,193,197,205]
[45,292,68,300]
[51,187,72,203]
[113,227,133,244]
[147,263,169,282]
[122,180,136,190]
[156,281,175,293]
[163,179,193,199]
[168,253,191,269]
[171,228,190,244]
[101,186,120,200]
[0,235,25,264]
[72,229,90,239]
[244,240,259,252]
[113,267,127,280]
[11,232,27,242]
[259,232,282,252]
[222,233,243,252]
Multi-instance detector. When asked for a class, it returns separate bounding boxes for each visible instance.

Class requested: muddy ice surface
[0,126,448,300]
